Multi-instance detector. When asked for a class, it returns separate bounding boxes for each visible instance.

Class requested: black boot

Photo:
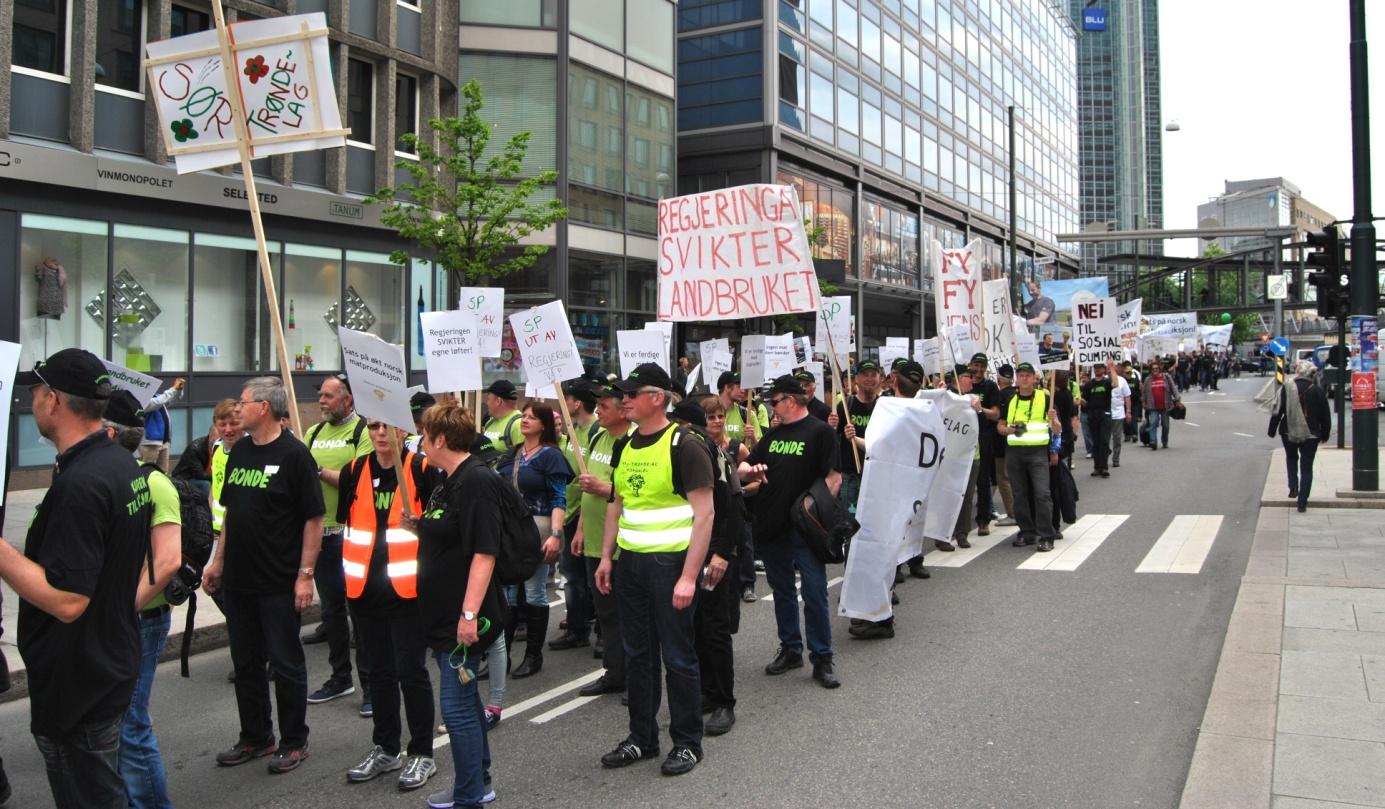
[526,603,550,661]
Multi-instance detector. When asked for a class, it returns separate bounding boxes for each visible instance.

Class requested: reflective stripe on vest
[343,452,425,599]
[615,426,694,553]
[1006,389,1051,447]
[210,442,230,532]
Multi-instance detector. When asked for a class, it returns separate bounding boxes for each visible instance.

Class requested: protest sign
[796,336,812,367]
[839,395,944,621]
[1072,294,1122,366]
[982,278,1019,372]
[914,389,980,553]
[915,337,942,377]
[685,363,702,394]
[816,296,854,356]
[943,323,979,367]
[708,349,734,384]
[698,338,729,364]
[0,341,18,507]
[764,334,797,379]
[420,310,482,393]
[1037,328,1071,370]
[1143,312,1199,339]
[644,320,674,367]
[804,360,825,401]
[932,239,984,361]
[740,336,767,389]
[458,287,505,358]
[1118,299,1142,351]
[617,329,668,377]
[657,183,818,321]
[1015,330,1042,371]
[886,336,909,349]
[1021,277,1111,312]
[339,327,414,429]
[878,344,908,370]
[509,301,585,390]
[101,360,163,407]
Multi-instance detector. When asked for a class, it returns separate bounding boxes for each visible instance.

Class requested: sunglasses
[366,422,388,431]
[621,389,660,400]
[767,396,788,407]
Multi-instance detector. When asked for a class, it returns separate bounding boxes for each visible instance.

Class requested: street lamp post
[1349,0,1378,491]
[1008,105,1019,307]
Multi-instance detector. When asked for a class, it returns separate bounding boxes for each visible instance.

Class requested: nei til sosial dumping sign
[657,184,820,322]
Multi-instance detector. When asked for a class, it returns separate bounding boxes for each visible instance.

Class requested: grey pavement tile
[1274,733,1385,806]
[1364,656,1385,703]
[1202,695,1277,740]
[1358,605,1385,635]
[1284,599,1359,631]
[1287,585,1359,604]
[1288,556,1350,579]
[1346,561,1385,582]
[1279,650,1367,700]
[1289,533,1341,549]
[1258,530,1292,554]
[1249,556,1290,577]
[1181,732,1273,809]
[1329,513,1385,532]
[1226,610,1286,655]
[1279,694,1385,742]
[1212,651,1283,703]
[1238,583,1288,618]
[1287,627,1385,656]
[1337,534,1385,551]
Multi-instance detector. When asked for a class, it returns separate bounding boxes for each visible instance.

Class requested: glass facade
[14,0,68,74]
[678,27,763,130]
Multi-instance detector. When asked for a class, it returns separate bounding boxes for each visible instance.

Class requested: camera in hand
[1011,422,1027,437]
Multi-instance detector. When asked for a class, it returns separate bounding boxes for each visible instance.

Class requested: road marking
[1136,515,1224,574]
[762,575,843,603]
[1183,422,1200,427]
[433,667,606,748]
[530,695,600,724]
[925,526,1017,567]
[1017,514,1128,572]
[1234,432,1254,438]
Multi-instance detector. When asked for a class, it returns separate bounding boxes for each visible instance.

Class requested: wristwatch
[462,610,477,622]
[298,566,314,578]
[550,529,563,539]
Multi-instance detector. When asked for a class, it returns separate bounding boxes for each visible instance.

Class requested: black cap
[1015,362,1037,374]
[15,348,113,400]
[409,391,437,413]
[856,360,881,373]
[670,399,707,427]
[896,360,925,384]
[891,357,910,370]
[593,380,623,399]
[104,389,144,428]
[562,379,597,412]
[998,364,1015,379]
[484,379,519,400]
[969,352,989,366]
[716,371,740,390]
[767,374,805,396]
[793,369,816,383]
[316,372,351,394]
[615,362,676,393]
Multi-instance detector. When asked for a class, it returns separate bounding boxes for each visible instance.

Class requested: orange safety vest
[343,452,426,600]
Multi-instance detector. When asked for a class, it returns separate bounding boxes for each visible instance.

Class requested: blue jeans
[1080,410,1093,455]
[121,608,173,809]
[615,550,703,753]
[313,530,365,690]
[1283,436,1320,507]
[760,526,832,661]
[34,717,125,809]
[221,589,309,748]
[1147,409,1170,447]
[434,651,491,807]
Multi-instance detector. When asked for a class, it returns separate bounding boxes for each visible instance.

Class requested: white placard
[617,329,668,377]
[885,336,910,349]
[458,287,505,358]
[101,360,162,407]
[943,323,978,368]
[1015,330,1042,371]
[144,13,346,174]
[657,183,819,321]
[878,344,908,370]
[915,337,942,377]
[981,278,1019,372]
[1118,298,1143,351]
[644,320,674,368]
[815,295,854,356]
[509,300,585,387]
[420,310,482,393]
[1072,294,1123,366]
[708,349,734,385]
[932,239,984,366]
[0,341,19,507]
[339,327,414,430]
[684,363,702,394]
[740,335,767,390]
[764,334,797,379]
[804,360,825,401]
[698,338,729,364]
[797,336,813,366]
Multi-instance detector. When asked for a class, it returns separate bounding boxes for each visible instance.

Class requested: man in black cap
[830,359,882,515]
[404,391,437,454]
[741,375,843,689]
[482,379,523,452]
[794,369,832,422]
[967,353,1002,536]
[0,349,150,808]
[595,363,715,776]
[999,363,1062,552]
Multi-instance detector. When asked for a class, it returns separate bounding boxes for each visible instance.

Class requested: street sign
[1267,274,1289,300]
[1269,336,1291,357]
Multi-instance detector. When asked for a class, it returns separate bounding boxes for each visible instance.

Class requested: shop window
[18,214,108,370]
[569,252,620,308]
[395,73,418,154]
[408,258,447,371]
[193,233,277,374]
[347,59,374,145]
[626,0,674,73]
[96,0,144,92]
[112,224,188,372]
[570,309,620,375]
[626,259,657,313]
[14,0,69,74]
[345,250,405,346]
[283,244,342,371]
[460,0,556,27]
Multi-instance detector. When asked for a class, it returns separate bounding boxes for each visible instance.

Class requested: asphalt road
[0,376,1283,809]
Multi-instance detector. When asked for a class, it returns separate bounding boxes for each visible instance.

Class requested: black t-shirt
[610,423,716,499]
[807,397,831,422]
[417,457,506,653]
[1082,377,1113,416]
[1054,386,1079,454]
[19,431,150,737]
[748,413,839,539]
[221,431,325,594]
[337,453,446,617]
[974,377,1001,446]
[994,386,1018,458]
[835,395,876,475]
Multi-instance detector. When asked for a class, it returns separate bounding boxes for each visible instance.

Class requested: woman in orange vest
[336,420,446,791]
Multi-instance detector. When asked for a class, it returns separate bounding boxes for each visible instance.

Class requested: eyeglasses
[234,399,266,409]
[767,396,787,407]
[621,389,660,400]
[366,422,387,431]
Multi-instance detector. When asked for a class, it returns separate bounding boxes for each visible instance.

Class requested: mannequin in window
[35,258,68,319]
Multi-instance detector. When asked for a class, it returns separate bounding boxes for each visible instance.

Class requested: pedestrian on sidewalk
[1269,361,1332,513]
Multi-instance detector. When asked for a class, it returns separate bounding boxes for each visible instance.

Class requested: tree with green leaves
[367,79,568,289]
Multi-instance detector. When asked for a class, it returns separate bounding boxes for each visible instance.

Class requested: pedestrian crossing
[1017,513,1129,572]
[1135,515,1224,574]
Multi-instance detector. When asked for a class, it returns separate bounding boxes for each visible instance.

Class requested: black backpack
[493,454,545,585]
[792,477,858,565]
[141,467,216,677]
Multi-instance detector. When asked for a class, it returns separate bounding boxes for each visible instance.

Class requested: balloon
[1220,312,1232,324]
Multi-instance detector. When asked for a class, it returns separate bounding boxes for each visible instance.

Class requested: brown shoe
[977,524,990,537]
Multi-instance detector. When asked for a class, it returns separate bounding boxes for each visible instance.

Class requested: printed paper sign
[708,349,734,385]
[943,323,978,368]
[339,327,414,429]
[878,344,908,370]
[1072,294,1122,366]
[796,336,812,366]
[885,336,909,349]
[644,320,674,368]
[804,360,825,401]
[1015,330,1042,371]
[816,295,854,356]
[698,338,729,364]
[1037,328,1071,370]
[982,278,1019,372]
[657,184,819,321]
[740,335,767,390]
[458,287,504,358]
[915,337,942,377]
[932,239,984,360]
[0,341,19,507]
[764,334,796,379]
[509,300,584,388]
[1118,299,1142,351]
[420,310,482,393]
[144,12,347,173]
[101,360,162,407]
[617,329,668,377]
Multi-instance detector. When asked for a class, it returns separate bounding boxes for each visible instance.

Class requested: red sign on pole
[1352,371,1377,410]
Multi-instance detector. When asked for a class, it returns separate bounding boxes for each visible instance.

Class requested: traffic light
[1306,227,1351,319]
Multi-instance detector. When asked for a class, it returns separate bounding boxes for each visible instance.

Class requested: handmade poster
[339,327,414,429]
[740,336,767,389]
[101,360,163,407]
[508,300,584,388]
[698,338,730,364]
[878,344,908,370]
[644,320,674,367]
[657,184,818,321]
[708,349,735,384]
[420,310,482,392]
[1072,294,1122,366]
[932,239,984,356]
[763,334,797,379]
[915,337,942,377]
[816,296,854,356]
[458,287,505,358]
[943,323,979,367]
[617,329,668,377]
[981,278,1019,372]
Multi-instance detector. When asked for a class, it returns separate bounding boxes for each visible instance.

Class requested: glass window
[170,4,209,36]
[626,259,658,313]
[863,101,881,145]
[18,215,107,370]
[570,309,620,376]
[112,224,188,372]
[408,258,446,371]
[860,16,880,63]
[569,252,621,308]
[627,0,674,73]
[345,251,405,346]
[13,0,68,75]
[677,26,762,129]
[810,71,834,123]
[394,73,417,153]
[570,184,624,230]
[778,53,804,109]
[347,59,374,144]
[627,86,674,200]
[628,199,658,235]
[96,0,143,92]
[193,233,277,373]
[460,53,557,174]
[460,0,556,27]
[282,244,342,371]
[837,86,858,133]
[571,0,623,51]
[570,65,624,192]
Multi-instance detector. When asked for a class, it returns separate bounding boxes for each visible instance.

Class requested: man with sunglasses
[203,377,325,774]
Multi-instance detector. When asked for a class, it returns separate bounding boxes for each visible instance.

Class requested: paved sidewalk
[1182,454,1385,807]
[1261,447,1385,510]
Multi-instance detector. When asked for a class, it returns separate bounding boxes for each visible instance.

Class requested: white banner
[915,337,942,377]
[932,239,984,367]
[982,278,1019,373]
[1118,299,1143,351]
[815,295,854,356]
[1142,311,1199,339]
[1073,294,1123,366]
[764,334,797,379]
[101,360,162,407]
[144,13,346,173]
[617,329,668,377]
[420,310,482,393]
[913,389,980,554]
[0,341,19,507]
[657,183,819,321]
[339,327,414,429]
[1199,323,1234,348]
[839,396,945,621]
[458,287,505,358]
[740,335,767,389]
[509,300,584,388]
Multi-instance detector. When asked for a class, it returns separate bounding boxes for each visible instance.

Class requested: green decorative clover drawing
[243,54,269,83]
[170,119,198,142]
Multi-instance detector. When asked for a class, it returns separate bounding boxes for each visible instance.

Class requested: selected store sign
[1083,7,1107,31]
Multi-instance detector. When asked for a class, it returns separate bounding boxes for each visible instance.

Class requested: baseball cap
[998,364,1015,379]
[716,371,741,390]
[896,360,925,385]
[969,352,989,366]
[670,399,708,427]
[891,357,910,371]
[16,348,113,400]
[484,379,519,400]
[767,374,806,397]
[855,360,881,374]
[409,391,437,413]
[562,379,597,411]
[615,362,677,393]
[104,389,144,429]
[1015,362,1037,374]
[793,369,816,383]
[593,380,623,399]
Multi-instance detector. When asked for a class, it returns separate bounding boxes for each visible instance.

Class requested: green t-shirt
[483,411,524,452]
[561,418,598,525]
[724,402,764,442]
[307,415,373,529]
[579,424,629,558]
[144,468,183,610]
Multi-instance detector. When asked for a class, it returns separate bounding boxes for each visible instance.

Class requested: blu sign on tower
[1083,8,1107,31]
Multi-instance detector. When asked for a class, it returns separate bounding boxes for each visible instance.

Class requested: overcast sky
[1158,0,1383,257]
